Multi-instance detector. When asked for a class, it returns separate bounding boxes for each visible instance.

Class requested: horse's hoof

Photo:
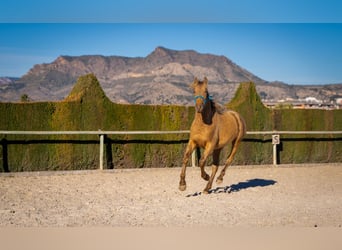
[179,184,186,191]
[216,178,223,184]
[202,173,210,181]
[203,190,209,194]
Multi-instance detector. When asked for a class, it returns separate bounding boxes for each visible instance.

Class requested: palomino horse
[179,77,246,194]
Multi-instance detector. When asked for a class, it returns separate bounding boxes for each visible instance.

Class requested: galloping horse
[179,77,246,194]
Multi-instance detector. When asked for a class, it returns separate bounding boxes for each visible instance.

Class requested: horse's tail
[224,111,246,166]
[238,113,246,141]
[230,111,246,142]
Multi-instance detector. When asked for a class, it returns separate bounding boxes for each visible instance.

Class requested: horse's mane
[210,99,227,115]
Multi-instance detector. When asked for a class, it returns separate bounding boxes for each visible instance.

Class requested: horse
[179,77,246,194]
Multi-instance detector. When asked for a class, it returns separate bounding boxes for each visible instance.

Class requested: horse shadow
[186,178,277,197]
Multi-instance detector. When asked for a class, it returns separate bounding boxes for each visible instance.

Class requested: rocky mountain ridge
[0,47,341,105]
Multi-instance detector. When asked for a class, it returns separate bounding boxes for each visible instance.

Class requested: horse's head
[191,77,210,113]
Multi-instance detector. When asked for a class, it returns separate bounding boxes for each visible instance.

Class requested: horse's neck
[196,100,215,125]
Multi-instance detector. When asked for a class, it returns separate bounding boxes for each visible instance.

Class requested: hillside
[0,47,341,104]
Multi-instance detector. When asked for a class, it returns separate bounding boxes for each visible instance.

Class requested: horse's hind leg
[203,148,221,194]
[216,139,241,184]
[179,140,196,191]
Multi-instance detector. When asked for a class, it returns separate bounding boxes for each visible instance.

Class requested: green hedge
[1,74,341,171]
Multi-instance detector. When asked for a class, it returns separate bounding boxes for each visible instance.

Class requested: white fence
[1,130,341,170]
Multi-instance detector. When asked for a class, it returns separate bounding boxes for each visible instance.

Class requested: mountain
[0,47,341,105]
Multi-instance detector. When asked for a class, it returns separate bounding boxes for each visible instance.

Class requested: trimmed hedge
[1,74,341,171]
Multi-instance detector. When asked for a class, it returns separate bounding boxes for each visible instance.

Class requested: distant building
[263,98,337,110]
[305,97,321,103]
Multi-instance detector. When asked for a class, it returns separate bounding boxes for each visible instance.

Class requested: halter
[194,95,213,105]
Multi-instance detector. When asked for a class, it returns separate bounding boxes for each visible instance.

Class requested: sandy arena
[0,163,341,227]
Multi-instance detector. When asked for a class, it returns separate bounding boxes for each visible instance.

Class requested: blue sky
[0,1,342,85]
[1,0,342,22]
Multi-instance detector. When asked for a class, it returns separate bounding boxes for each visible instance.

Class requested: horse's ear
[203,77,208,85]
[190,77,198,90]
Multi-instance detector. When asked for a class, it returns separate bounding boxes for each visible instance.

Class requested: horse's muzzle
[195,104,204,113]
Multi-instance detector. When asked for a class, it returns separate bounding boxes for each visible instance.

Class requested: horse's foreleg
[179,141,196,191]
[198,143,216,193]
[203,148,221,194]
[216,139,241,184]
[198,146,212,182]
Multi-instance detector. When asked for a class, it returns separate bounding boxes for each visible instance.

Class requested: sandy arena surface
[0,164,341,227]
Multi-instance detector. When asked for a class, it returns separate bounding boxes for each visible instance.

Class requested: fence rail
[1,130,342,170]
[1,130,342,135]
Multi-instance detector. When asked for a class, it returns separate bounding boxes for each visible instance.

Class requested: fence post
[273,144,277,166]
[191,150,196,167]
[99,133,104,170]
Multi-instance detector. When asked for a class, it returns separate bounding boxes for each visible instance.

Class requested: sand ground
[0,163,341,227]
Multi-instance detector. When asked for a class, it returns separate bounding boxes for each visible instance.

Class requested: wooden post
[191,150,196,167]
[99,134,104,170]
[273,143,277,166]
